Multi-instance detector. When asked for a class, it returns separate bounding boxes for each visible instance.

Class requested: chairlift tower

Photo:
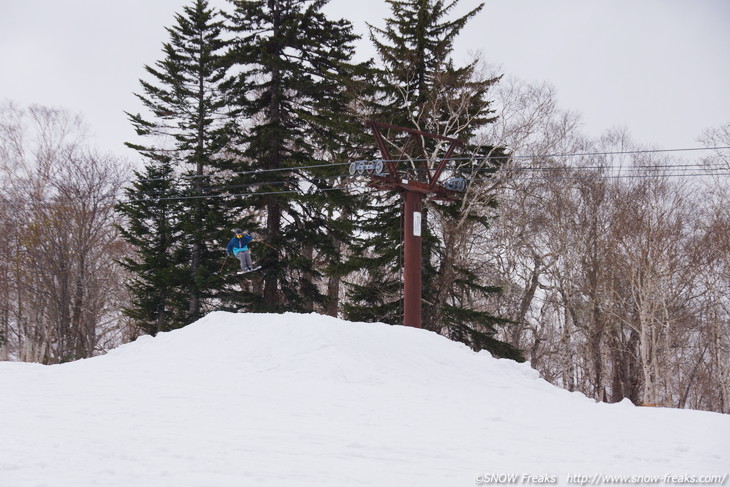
[358,120,466,328]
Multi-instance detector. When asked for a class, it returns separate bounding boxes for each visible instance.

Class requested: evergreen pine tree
[342,193,404,324]
[120,0,236,331]
[346,0,522,360]
[116,159,188,335]
[224,0,367,313]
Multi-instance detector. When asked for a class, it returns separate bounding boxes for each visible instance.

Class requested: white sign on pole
[413,211,422,237]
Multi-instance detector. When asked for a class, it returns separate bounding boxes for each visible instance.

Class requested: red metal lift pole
[365,120,463,329]
[403,189,423,328]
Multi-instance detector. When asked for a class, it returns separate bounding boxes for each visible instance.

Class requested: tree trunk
[189,46,206,319]
[511,254,542,349]
[302,244,314,312]
[263,4,283,310]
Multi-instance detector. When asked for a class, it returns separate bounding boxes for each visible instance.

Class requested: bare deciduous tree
[0,102,133,363]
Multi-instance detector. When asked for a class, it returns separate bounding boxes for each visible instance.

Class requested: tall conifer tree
[120,0,235,331]
[116,160,187,335]
[224,0,367,312]
[347,0,521,360]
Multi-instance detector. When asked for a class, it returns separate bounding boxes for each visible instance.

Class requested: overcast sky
[1,0,728,161]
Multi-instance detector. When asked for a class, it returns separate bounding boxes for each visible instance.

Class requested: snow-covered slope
[1,312,728,486]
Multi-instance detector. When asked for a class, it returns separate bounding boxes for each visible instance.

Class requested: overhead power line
[121,186,352,204]
[121,169,730,204]
[475,171,730,184]
[136,161,352,182]
[119,145,730,203]
[400,145,730,163]
[133,145,730,183]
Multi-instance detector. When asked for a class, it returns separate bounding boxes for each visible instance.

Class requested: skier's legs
[242,250,253,269]
[236,251,247,270]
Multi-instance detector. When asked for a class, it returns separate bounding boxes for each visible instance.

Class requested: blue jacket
[227,235,253,255]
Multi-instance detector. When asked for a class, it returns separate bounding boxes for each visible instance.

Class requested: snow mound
[1,312,728,486]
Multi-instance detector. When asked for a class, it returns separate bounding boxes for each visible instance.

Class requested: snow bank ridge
[1,311,728,487]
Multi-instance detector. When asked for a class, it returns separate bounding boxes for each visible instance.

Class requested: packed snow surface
[1,312,728,486]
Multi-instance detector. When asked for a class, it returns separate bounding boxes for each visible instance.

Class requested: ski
[237,266,262,275]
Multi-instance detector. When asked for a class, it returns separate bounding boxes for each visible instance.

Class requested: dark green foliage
[368,0,490,127]
[224,0,369,312]
[115,160,188,335]
[342,191,404,323]
[120,0,236,331]
[444,305,523,361]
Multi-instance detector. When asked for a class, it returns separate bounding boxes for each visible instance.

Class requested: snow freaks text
[474,473,729,485]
